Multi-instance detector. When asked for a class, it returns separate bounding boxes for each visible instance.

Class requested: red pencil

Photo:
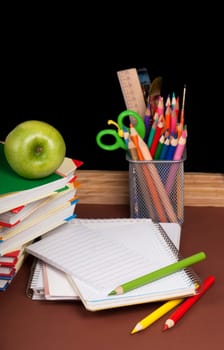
[162,275,215,331]
[150,118,164,158]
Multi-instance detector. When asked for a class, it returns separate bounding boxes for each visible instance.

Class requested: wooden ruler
[117,68,147,122]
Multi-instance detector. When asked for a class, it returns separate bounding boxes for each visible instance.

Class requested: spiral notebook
[26,219,201,311]
[27,259,45,299]
[26,221,180,300]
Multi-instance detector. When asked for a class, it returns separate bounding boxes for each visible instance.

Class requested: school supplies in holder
[128,153,186,224]
[97,67,188,224]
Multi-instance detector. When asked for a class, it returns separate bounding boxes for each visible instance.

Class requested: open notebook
[27,220,181,300]
[26,219,201,310]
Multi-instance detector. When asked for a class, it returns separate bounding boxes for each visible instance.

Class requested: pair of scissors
[96,110,146,151]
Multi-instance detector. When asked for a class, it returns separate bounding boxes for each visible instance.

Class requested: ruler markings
[117,68,146,124]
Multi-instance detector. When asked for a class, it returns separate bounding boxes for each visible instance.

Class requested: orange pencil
[129,124,144,160]
[170,107,177,134]
[164,104,171,131]
[176,123,183,139]
[137,135,177,222]
[174,96,179,120]
[129,124,177,222]
[131,128,168,222]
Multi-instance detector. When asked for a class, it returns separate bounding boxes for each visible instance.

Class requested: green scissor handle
[96,129,127,151]
[117,110,145,139]
[96,110,146,151]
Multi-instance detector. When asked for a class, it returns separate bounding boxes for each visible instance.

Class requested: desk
[1,205,223,350]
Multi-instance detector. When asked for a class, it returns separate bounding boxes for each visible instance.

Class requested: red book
[0,249,20,267]
[0,265,16,278]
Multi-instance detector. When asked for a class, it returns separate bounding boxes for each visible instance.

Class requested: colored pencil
[147,114,158,148]
[136,134,178,223]
[163,275,215,331]
[154,134,165,160]
[159,136,170,160]
[165,129,187,195]
[179,84,186,127]
[150,119,164,158]
[108,251,206,295]
[131,298,184,334]
[166,135,178,161]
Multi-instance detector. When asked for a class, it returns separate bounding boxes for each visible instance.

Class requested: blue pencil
[166,135,178,160]
[159,136,170,160]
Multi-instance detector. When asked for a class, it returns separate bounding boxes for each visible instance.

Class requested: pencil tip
[108,290,116,296]
[131,329,137,334]
[162,324,168,332]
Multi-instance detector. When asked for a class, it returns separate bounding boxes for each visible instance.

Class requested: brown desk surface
[1,205,223,350]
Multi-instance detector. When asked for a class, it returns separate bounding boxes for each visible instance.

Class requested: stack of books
[0,142,83,291]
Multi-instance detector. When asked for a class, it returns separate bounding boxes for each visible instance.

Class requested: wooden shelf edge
[76,170,224,207]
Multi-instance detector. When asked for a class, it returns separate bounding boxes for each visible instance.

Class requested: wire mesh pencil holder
[128,155,186,224]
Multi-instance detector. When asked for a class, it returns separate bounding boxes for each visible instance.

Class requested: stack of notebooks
[26,221,182,302]
[25,218,202,311]
[0,142,83,291]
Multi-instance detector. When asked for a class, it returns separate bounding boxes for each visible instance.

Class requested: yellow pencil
[131,298,184,334]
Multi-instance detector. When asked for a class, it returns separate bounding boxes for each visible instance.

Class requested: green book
[0,142,62,195]
[0,143,78,214]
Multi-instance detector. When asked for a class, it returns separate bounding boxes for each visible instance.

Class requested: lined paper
[26,219,194,298]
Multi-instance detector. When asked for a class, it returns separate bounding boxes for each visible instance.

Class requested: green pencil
[108,251,206,296]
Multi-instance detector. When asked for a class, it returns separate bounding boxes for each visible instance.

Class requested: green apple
[4,120,66,179]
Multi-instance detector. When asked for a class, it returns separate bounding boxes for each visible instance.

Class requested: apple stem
[36,146,43,154]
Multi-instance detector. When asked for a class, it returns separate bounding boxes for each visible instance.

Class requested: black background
[1,7,223,173]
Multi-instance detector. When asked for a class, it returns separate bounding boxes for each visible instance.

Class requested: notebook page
[160,222,181,249]
[43,262,79,300]
[26,220,192,296]
[72,219,181,250]
[36,219,180,301]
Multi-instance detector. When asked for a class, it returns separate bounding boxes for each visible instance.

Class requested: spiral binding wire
[70,218,201,288]
[26,258,43,298]
[153,222,202,287]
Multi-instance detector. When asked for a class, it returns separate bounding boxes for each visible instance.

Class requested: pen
[131,298,184,334]
[162,275,215,331]
[108,251,206,295]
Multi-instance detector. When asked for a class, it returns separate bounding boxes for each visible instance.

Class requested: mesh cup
[128,155,186,224]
